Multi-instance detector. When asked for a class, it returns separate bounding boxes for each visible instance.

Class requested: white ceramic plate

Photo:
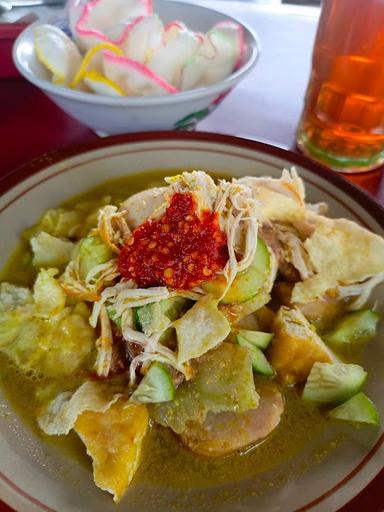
[0,132,383,512]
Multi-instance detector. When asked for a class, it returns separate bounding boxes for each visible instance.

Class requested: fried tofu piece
[74,400,148,502]
[269,306,338,385]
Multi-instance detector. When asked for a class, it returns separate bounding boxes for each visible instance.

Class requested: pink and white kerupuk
[68,0,152,51]
[67,0,246,95]
[103,51,178,96]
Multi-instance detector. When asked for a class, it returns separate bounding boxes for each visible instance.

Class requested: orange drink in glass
[297,0,384,173]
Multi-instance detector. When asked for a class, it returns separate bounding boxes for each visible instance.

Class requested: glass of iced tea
[296,0,384,173]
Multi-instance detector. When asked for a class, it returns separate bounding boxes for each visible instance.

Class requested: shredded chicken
[214,180,259,298]
[165,170,217,214]
[94,305,114,377]
[291,219,316,239]
[85,259,120,287]
[61,259,119,302]
[275,224,315,281]
[122,315,192,387]
[338,273,384,311]
[97,205,131,253]
[90,281,170,328]
[61,262,100,302]
[123,312,194,386]
[259,222,314,282]
[89,280,196,384]
[259,223,298,281]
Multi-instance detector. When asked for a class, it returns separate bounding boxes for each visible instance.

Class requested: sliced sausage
[179,380,284,457]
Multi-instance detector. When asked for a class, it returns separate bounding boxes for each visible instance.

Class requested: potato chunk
[269,306,338,385]
[75,400,148,502]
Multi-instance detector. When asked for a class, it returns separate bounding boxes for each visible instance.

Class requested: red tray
[0,23,27,78]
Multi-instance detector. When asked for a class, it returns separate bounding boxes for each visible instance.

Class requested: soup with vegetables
[0,169,382,503]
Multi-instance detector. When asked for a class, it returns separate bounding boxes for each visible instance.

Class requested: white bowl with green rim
[12,0,260,135]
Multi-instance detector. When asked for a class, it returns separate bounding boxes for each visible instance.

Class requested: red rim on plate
[0,131,383,512]
[0,131,383,219]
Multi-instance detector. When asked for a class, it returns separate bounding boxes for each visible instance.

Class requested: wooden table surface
[0,2,383,511]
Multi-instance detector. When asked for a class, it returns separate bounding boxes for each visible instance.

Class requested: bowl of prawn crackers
[12,0,259,135]
[0,132,383,512]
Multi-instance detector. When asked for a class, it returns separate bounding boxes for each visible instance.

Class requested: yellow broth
[0,170,331,493]
[138,390,327,490]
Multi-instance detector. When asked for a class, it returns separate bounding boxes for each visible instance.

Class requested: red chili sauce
[118,192,228,289]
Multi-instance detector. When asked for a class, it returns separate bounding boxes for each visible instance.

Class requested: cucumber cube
[130,362,174,403]
[202,238,270,304]
[302,362,367,404]
[236,329,273,350]
[237,337,275,377]
[328,392,379,426]
[325,309,380,347]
